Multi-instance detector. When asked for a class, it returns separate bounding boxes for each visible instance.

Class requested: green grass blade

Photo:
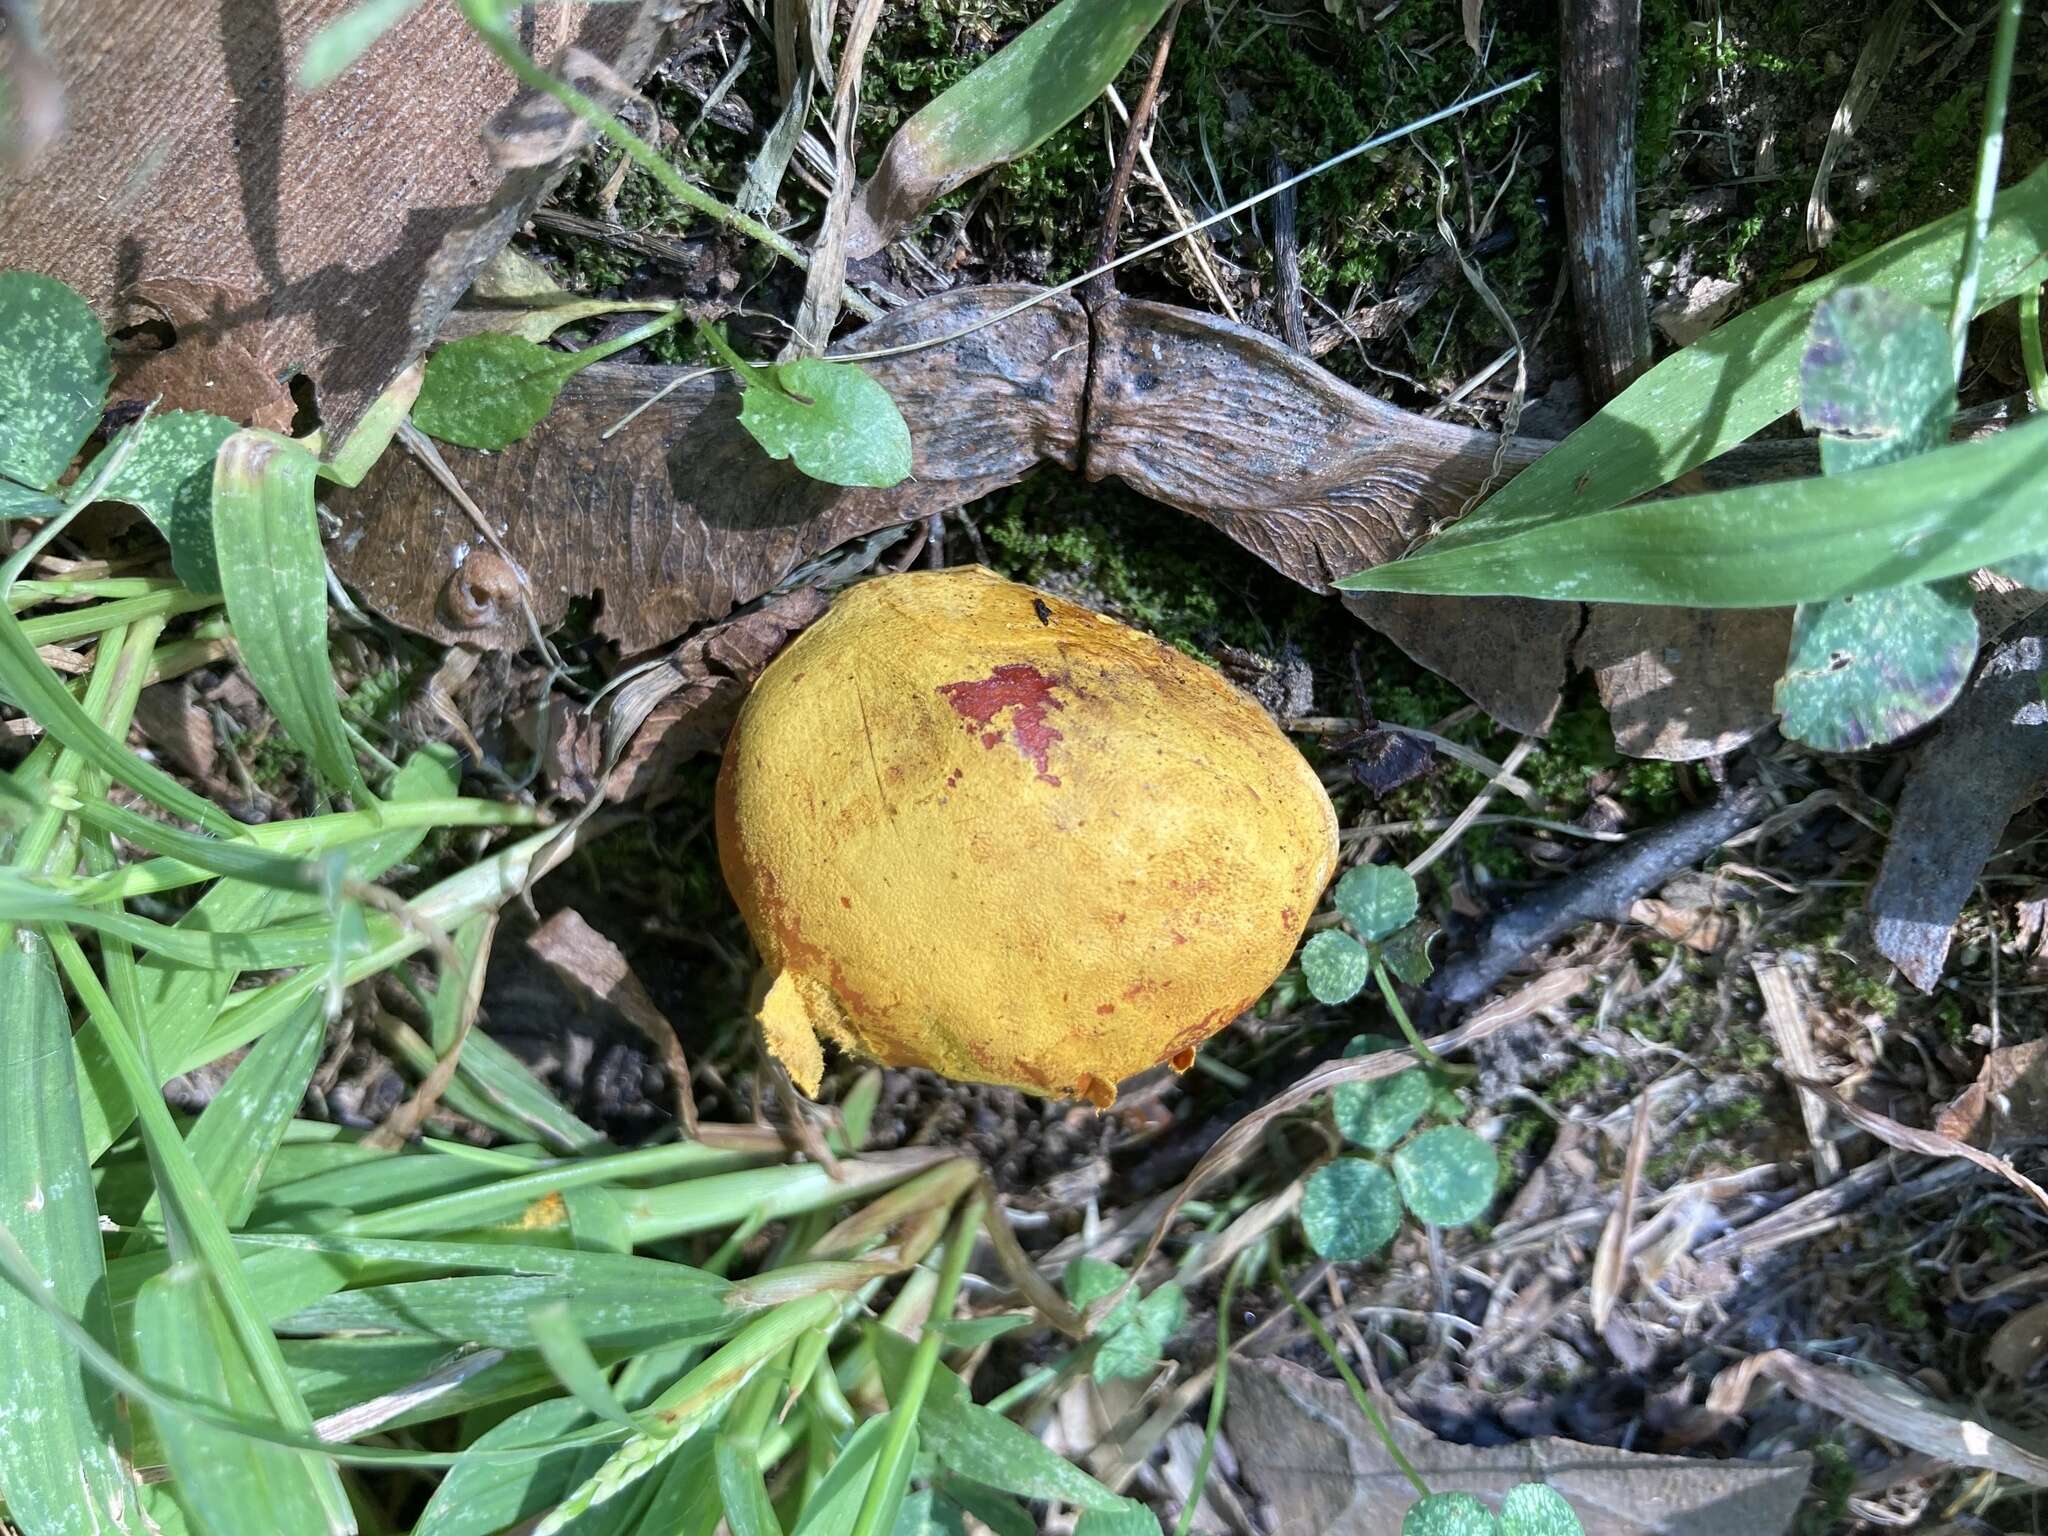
[0,929,141,1536]
[715,1432,786,1536]
[848,0,1173,252]
[133,1266,354,1536]
[76,751,461,1161]
[530,1301,641,1428]
[210,433,373,805]
[274,1271,737,1353]
[1340,412,2048,606]
[50,932,353,1530]
[0,600,239,833]
[411,1399,607,1536]
[786,1415,892,1536]
[123,1000,323,1255]
[1411,159,2048,557]
[378,1010,606,1152]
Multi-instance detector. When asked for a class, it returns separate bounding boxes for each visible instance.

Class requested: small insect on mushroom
[716,566,1338,1107]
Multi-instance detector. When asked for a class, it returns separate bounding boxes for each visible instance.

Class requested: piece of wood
[0,0,673,440]
[1870,612,2048,991]
[1559,0,1652,402]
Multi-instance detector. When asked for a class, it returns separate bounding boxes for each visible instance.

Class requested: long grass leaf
[0,928,141,1536]
[1415,160,2048,556]
[122,1000,323,1255]
[1340,411,2048,606]
[848,0,1172,253]
[530,1302,642,1428]
[51,931,353,1531]
[411,1399,607,1536]
[210,433,373,805]
[0,601,238,833]
[133,1266,353,1536]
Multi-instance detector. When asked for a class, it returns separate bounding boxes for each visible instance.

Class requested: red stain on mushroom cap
[937,664,1067,784]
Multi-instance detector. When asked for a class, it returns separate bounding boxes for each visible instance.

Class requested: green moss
[1791,1442,1854,1536]
[1646,1093,1768,1182]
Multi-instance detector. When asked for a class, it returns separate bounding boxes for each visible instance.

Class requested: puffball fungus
[716,566,1338,1107]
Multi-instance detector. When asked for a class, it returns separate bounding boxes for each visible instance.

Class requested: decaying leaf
[1228,1359,1811,1536]
[527,908,696,1135]
[601,587,832,802]
[1870,612,2048,990]
[330,286,1088,653]
[1934,1038,2048,1145]
[1575,605,1791,762]
[1987,1300,2048,1384]
[1347,592,1573,736]
[111,278,298,432]
[0,0,672,440]
[1707,1350,2048,1485]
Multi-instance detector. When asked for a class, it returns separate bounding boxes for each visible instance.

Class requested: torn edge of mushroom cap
[757,969,857,1097]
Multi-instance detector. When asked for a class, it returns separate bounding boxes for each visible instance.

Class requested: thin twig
[1087,2,1187,307]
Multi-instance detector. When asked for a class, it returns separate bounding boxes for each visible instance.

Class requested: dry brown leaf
[603,587,831,802]
[527,907,697,1135]
[1934,1038,2048,1145]
[1707,1350,2048,1484]
[1346,592,1572,736]
[1988,1301,2048,1384]
[1801,1077,2048,1217]
[1575,605,1791,762]
[1591,1091,1652,1331]
[1,0,672,440]
[110,278,298,431]
[1627,897,1733,953]
[331,286,1088,653]
[1229,1358,1811,1536]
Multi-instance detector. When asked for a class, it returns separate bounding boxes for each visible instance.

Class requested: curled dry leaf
[1798,1076,2048,1218]
[333,286,1087,653]
[1229,1358,1811,1536]
[1707,1350,2048,1485]
[1,0,671,440]
[1934,1037,2048,1145]
[333,282,1844,751]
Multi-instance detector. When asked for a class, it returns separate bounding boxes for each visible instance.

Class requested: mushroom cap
[716,566,1338,1105]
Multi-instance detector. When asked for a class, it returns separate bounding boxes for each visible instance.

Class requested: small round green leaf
[1392,1126,1498,1228]
[1334,863,1418,942]
[740,357,912,488]
[1065,1256,1138,1334]
[1403,1493,1499,1536]
[1134,1281,1185,1347]
[0,477,60,520]
[413,333,567,451]
[1334,1037,1433,1152]
[1093,1321,1164,1383]
[1799,286,1955,475]
[1301,930,1371,1004]
[1498,1484,1582,1536]
[86,410,238,592]
[1775,581,1976,752]
[1380,922,1436,985]
[1300,1158,1402,1261]
[0,271,112,489]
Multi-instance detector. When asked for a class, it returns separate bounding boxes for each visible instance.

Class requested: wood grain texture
[1871,613,2048,991]
[1560,0,1652,403]
[0,0,673,439]
[328,285,1088,652]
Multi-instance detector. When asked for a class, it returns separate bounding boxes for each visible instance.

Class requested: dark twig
[1424,781,1771,1016]
[1085,1,1186,307]
[1270,154,1310,353]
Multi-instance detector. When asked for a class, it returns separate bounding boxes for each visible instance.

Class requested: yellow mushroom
[716,566,1338,1106]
